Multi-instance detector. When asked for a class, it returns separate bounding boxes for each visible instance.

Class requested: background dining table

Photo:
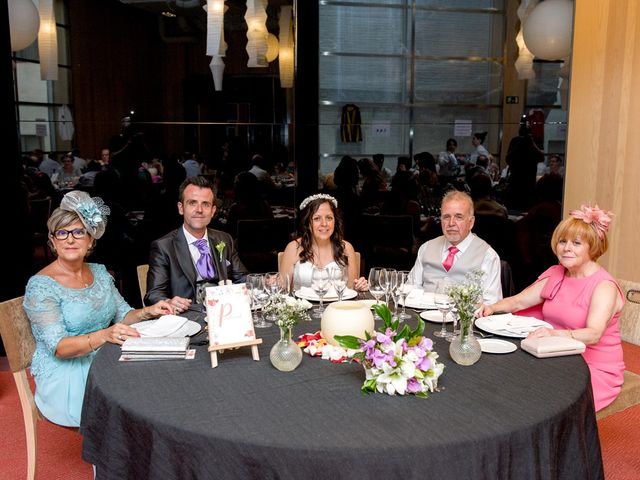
[81,307,603,479]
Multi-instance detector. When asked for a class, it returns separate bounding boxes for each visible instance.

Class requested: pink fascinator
[569,204,613,239]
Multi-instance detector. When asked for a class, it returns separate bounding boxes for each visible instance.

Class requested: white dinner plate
[132,319,201,337]
[399,290,449,310]
[478,338,517,354]
[475,315,553,338]
[420,310,454,323]
[295,288,358,302]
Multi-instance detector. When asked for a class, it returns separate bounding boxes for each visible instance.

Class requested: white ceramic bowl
[321,301,374,346]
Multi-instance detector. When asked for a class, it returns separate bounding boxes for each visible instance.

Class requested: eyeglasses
[53,228,87,240]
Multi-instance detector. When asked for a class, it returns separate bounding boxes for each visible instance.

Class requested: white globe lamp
[8,0,40,52]
[523,0,574,60]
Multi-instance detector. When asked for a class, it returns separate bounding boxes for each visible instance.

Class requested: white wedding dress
[293,260,339,289]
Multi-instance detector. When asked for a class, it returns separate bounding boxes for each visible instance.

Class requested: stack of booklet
[119,337,191,362]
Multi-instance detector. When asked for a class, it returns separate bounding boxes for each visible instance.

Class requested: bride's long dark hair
[298,197,347,267]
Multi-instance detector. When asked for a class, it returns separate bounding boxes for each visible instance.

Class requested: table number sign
[205,283,262,368]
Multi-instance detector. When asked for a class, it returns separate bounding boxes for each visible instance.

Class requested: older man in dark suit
[145,176,248,311]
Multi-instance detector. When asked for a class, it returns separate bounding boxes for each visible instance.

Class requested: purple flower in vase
[406,377,422,393]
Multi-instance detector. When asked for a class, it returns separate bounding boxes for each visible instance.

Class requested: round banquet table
[80,312,603,480]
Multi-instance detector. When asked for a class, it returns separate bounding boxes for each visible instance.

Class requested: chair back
[618,279,640,346]
[137,264,149,305]
[500,260,515,298]
[0,297,35,373]
[0,296,42,480]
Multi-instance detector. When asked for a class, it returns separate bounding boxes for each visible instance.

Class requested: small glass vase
[270,326,303,372]
[449,310,481,366]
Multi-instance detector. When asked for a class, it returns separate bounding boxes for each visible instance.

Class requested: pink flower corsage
[297,331,358,363]
[569,204,613,239]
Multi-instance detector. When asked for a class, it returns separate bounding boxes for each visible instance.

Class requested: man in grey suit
[145,176,248,311]
[409,190,502,304]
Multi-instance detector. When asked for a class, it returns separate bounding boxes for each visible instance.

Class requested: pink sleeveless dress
[537,265,625,411]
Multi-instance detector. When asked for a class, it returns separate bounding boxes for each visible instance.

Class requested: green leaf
[414,391,429,398]
[333,335,362,350]
[396,324,411,340]
[373,303,393,326]
[411,318,426,337]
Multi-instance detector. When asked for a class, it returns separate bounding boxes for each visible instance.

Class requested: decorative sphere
[523,0,574,60]
[265,33,279,63]
[8,0,40,52]
[321,301,374,347]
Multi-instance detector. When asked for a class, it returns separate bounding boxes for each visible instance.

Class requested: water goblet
[311,266,330,319]
[379,268,397,306]
[329,266,347,302]
[368,268,385,319]
[247,274,270,329]
[394,271,412,321]
[433,278,452,338]
[264,272,283,321]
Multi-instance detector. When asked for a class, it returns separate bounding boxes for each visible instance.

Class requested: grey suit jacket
[144,227,248,305]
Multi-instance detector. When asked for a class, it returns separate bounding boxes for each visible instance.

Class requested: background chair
[137,264,149,305]
[0,297,40,480]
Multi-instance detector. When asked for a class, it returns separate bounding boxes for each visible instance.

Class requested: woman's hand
[147,300,175,317]
[106,323,140,345]
[476,304,495,318]
[354,276,369,291]
[526,327,554,339]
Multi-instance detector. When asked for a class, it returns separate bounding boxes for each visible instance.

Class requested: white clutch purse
[520,336,585,358]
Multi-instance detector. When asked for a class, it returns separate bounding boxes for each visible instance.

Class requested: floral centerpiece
[335,304,444,397]
[446,270,484,365]
[263,294,312,372]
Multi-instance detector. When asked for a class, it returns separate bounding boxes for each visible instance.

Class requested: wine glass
[328,265,347,302]
[311,266,330,319]
[433,278,452,338]
[395,271,412,320]
[247,274,270,329]
[264,272,283,321]
[368,268,385,319]
[380,268,397,306]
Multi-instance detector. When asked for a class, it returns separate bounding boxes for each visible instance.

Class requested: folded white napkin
[484,314,548,331]
[299,286,338,299]
[132,315,188,337]
[521,336,585,358]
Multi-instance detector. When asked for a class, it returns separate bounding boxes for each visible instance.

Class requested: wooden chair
[277,252,361,277]
[137,264,149,305]
[0,297,41,480]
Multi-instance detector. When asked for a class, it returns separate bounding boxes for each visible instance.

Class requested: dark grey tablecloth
[81,313,603,480]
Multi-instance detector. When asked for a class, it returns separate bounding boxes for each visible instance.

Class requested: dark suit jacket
[144,227,248,305]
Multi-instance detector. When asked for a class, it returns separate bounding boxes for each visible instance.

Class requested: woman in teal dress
[23,191,173,427]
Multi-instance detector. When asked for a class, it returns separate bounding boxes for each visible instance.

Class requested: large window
[318,0,505,177]
[14,0,72,156]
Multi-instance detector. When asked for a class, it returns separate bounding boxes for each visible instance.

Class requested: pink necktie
[442,246,459,272]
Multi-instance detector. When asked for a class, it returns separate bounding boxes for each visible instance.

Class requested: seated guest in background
[469,173,507,218]
[479,205,624,411]
[23,191,173,427]
[333,156,363,250]
[382,169,422,236]
[249,153,279,196]
[77,160,103,188]
[145,176,248,311]
[373,153,392,186]
[547,154,565,177]
[226,171,273,238]
[280,194,368,291]
[51,153,82,190]
[409,190,502,303]
[358,158,386,209]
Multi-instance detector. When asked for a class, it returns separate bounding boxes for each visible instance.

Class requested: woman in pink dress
[479,205,625,411]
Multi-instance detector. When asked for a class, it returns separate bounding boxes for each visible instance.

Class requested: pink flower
[569,204,613,239]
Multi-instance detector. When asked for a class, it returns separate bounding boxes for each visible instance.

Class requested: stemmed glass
[328,265,347,302]
[368,268,385,320]
[264,272,283,322]
[433,278,452,338]
[394,271,412,321]
[311,266,330,319]
[380,268,397,307]
[247,274,270,328]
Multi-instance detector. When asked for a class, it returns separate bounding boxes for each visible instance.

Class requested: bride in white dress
[280,194,368,291]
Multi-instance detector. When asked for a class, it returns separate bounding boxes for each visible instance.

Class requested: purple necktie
[194,239,215,279]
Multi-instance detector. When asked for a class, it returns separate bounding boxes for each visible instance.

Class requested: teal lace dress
[23,263,133,427]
